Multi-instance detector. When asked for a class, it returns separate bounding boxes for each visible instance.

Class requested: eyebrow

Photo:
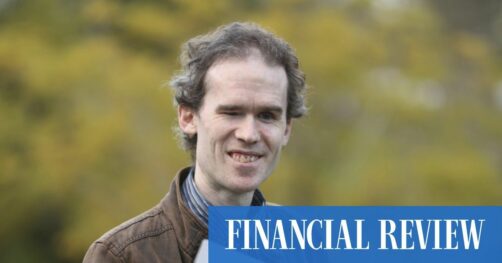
[216,104,284,114]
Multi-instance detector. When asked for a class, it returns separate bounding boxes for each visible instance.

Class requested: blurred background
[1,0,501,262]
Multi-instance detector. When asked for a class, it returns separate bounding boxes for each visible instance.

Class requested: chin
[227,179,262,194]
[226,167,269,192]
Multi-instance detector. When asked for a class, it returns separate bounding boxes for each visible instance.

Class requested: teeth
[231,153,259,163]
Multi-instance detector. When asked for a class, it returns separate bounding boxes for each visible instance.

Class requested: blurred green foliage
[0,0,501,262]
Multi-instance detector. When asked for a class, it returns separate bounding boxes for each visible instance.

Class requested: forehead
[203,52,288,108]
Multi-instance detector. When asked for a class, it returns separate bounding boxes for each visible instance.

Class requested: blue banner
[208,206,501,262]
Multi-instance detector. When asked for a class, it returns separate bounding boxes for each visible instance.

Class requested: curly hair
[169,22,307,158]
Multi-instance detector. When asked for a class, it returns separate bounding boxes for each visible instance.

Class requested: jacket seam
[107,207,163,235]
[114,224,173,255]
[94,241,126,263]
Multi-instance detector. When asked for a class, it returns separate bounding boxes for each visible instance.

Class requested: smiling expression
[179,50,292,203]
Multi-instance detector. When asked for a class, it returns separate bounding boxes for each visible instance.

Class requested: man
[83,22,307,263]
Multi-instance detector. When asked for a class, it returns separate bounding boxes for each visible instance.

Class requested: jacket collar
[161,166,273,260]
[162,167,208,259]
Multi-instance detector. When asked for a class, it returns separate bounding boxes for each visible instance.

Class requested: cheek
[200,122,231,153]
[196,122,214,152]
[262,127,286,150]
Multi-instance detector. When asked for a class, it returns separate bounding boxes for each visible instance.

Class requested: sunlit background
[1,0,501,262]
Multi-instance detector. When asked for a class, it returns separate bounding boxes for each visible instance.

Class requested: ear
[178,106,197,136]
[281,119,293,146]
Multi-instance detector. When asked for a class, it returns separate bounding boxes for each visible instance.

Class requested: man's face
[179,51,291,196]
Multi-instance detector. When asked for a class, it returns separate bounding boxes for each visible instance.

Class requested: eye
[258,111,277,121]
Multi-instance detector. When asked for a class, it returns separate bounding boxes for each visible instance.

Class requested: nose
[235,115,260,144]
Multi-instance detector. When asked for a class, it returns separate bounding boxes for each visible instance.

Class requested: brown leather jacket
[83,167,207,263]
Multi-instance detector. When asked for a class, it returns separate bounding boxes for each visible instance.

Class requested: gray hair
[170,22,307,158]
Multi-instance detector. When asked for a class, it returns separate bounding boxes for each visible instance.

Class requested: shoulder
[84,205,173,261]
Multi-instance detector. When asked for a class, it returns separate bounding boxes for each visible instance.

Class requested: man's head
[170,22,307,158]
[170,22,307,198]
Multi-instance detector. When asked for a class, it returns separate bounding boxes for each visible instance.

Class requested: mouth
[227,151,263,163]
